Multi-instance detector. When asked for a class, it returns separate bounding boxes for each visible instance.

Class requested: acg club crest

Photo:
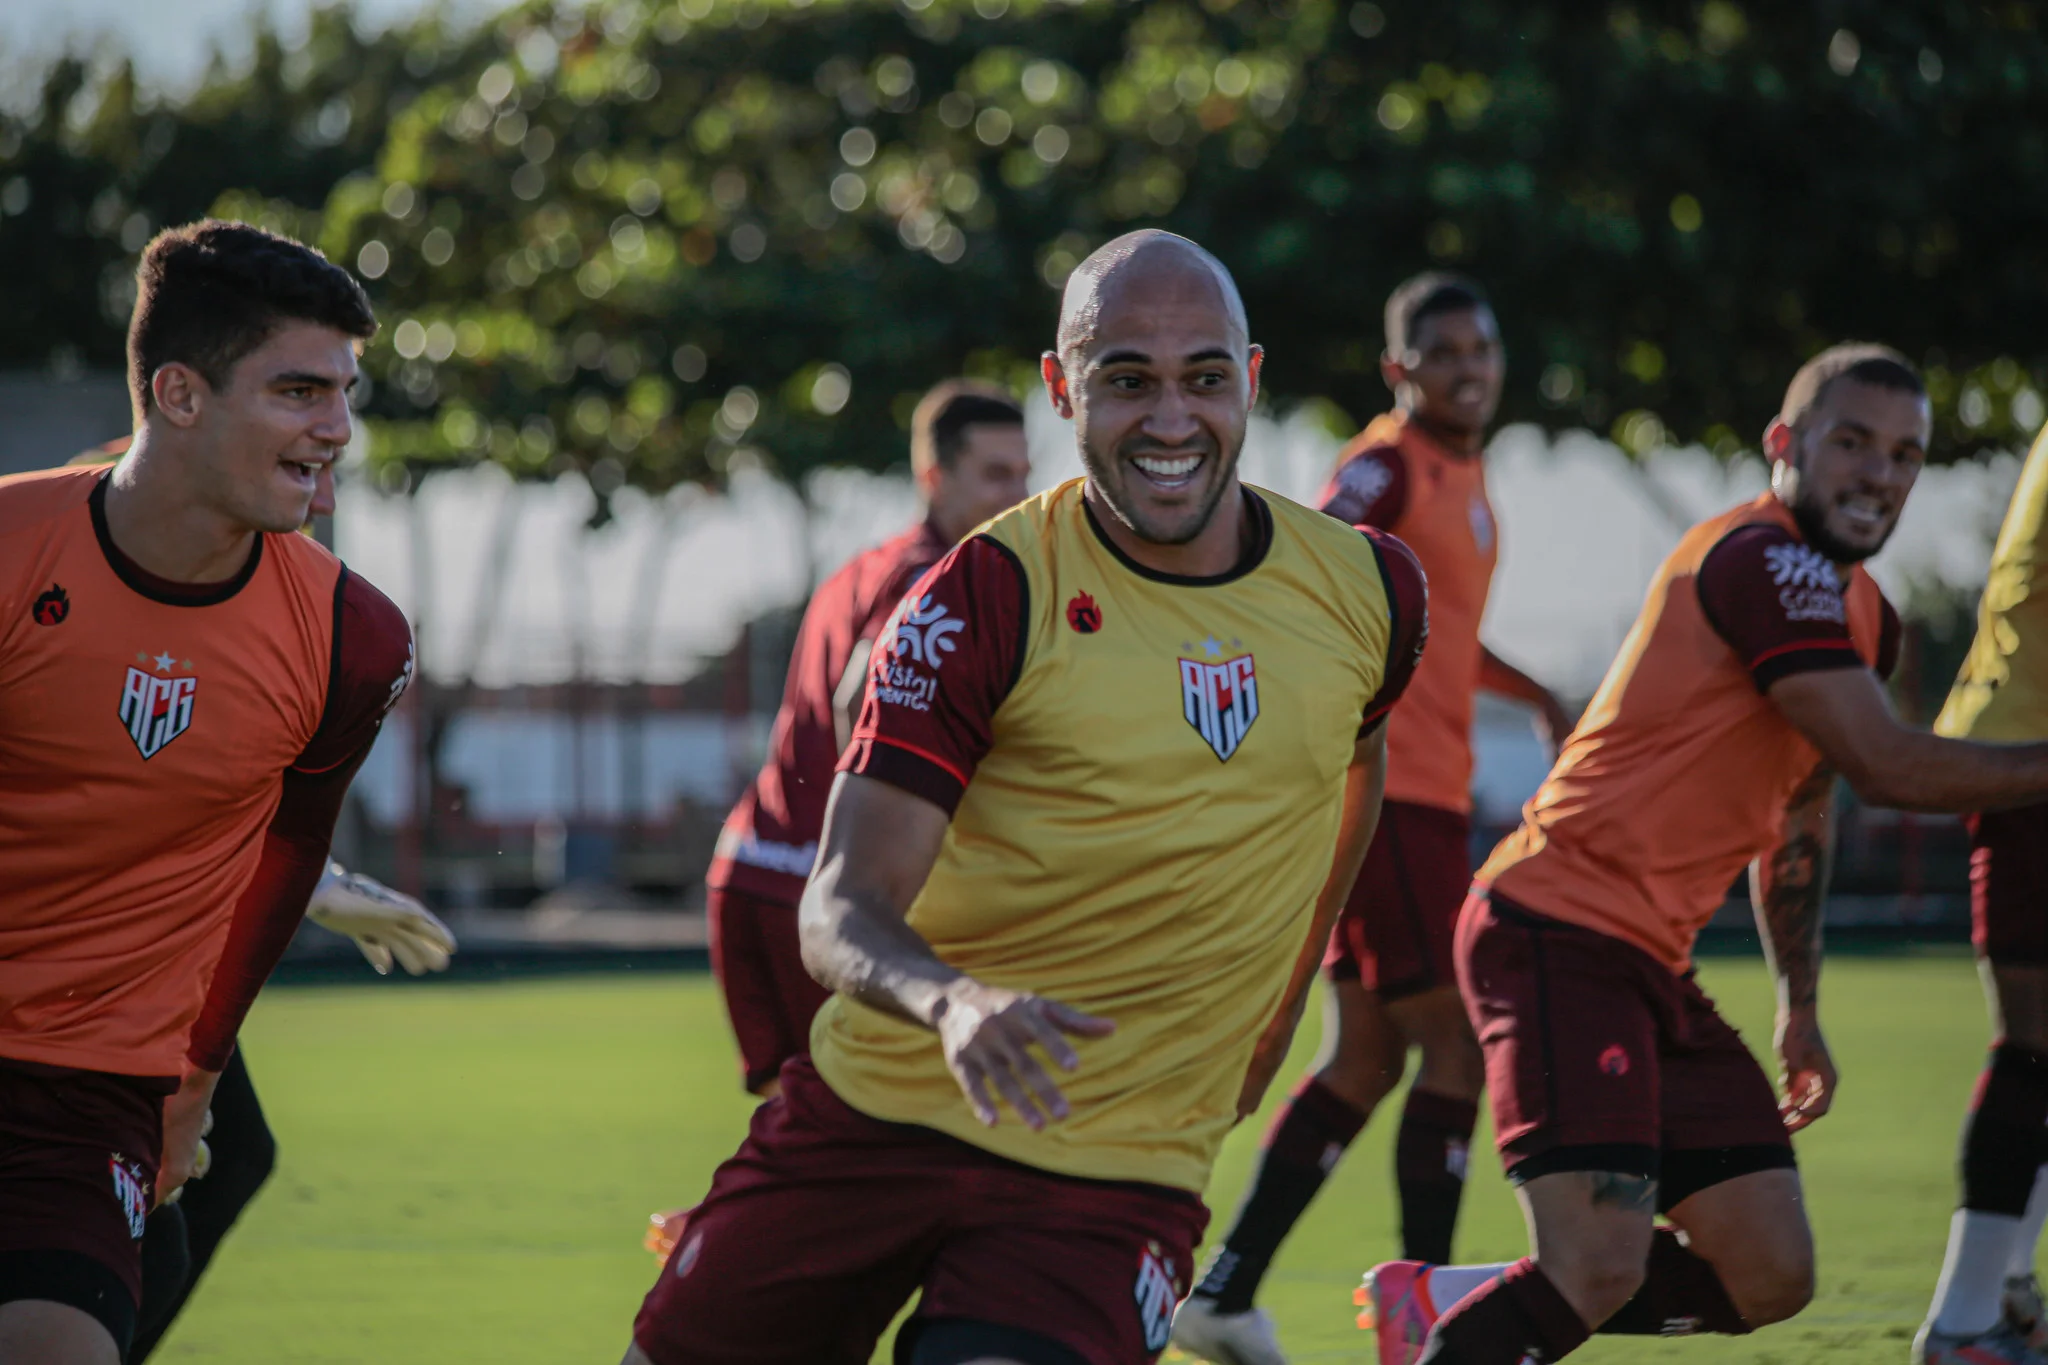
[1179,648,1259,762]
[119,654,198,760]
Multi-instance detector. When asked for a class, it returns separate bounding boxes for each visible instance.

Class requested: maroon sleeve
[837,535,1028,815]
[185,568,413,1070]
[1360,527,1429,731]
[294,567,415,773]
[1876,594,1902,682]
[1319,444,1409,530]
[1696,524,1863,691]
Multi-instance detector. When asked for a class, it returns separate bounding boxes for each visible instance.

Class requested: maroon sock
[1191,1078,1367,1313]
[1963,1041,2048,1214]
[1420,1258,1590,1364]
[1596,1228,1750,1335]
[1395,1088,1478,1263]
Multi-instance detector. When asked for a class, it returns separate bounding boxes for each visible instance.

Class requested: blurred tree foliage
[4,0,2047,497]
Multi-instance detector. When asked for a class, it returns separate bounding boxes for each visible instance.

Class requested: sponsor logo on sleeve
[1179,635,1259,761]
[118,650,197,760]
[873,593,963,713]
[384,638,416,715]
[1133,1242,1180,1353]
[1763,543,1847,624]
[109,1154,149,1240]
[1469,494,1495,553]
[1339,454,1394,507]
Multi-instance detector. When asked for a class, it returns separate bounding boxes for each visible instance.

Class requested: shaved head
[1056,231,1250,366]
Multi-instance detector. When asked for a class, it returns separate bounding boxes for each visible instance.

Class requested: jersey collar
[90,471,265,607]
[1082,486,1273,587]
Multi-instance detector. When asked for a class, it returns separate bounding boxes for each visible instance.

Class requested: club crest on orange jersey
[118,651,197,760]
[32,583,69,626]
[1179,636,1258,762]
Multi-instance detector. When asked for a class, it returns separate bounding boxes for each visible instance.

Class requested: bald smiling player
[620,231,1428,1365]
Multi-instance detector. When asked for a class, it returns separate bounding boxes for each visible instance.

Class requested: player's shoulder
[1271,485,1388,564]
[0,465,101,537]
[1697,515,1837,594]
[330,563,414,703]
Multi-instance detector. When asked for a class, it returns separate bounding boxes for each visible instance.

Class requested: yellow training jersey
[1940,428,2048,742]
[818,478,1427,1192]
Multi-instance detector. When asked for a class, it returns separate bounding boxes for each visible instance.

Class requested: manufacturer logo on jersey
[119,652,197,760]
[32,583,69,626]
[109,1154,149,1240]
[1066,591,1102,634]
[1133,1241,1180,1353]
[1180,645,1259,762]
[1764,542,1847,623]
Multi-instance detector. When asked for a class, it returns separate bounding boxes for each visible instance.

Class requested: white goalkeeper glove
[307,861,457,976]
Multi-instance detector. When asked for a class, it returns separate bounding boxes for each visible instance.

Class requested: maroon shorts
[707,886,832,1093]
[0,1059,169,1302]
[1455,891,1794,1208]
[1968,805,2048,966]
[1324,800,1471,999]
[632,1058,1209,1365]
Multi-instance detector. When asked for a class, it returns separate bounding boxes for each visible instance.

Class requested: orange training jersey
[1319,410,1497,814]
[1477,493,1899,972]
[0,466,410,1077]
[815,480,1428,1192]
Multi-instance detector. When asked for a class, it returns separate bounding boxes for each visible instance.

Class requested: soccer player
[1361,344,2048,1365]
[0,221,410,1365]
[1917,424,2048,1364]
[620,229,1427,1365]
[1176,273,1569,1365]
[704,380,1030,1098]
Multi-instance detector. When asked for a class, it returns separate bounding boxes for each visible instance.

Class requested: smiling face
[162,321,360,534]
[1043,246,1261,548]
[1386,304,1504,442]
[1769,377,1929,563]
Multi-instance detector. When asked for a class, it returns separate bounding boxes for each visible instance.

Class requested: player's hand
[307,861,457,976]
[157,1066,222,1207]
[1775,1004,1837,1133]
[933,978,1115,1131]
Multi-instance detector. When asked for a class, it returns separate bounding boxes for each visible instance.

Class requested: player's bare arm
[1749,760,1839,1132]
[1237,726,1389,1118]
[800,772,1114,1131]
[1768,667,2048,813]
[1479,645,1574,755]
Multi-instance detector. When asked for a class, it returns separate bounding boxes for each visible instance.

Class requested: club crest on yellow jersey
[1178,634,1258,761]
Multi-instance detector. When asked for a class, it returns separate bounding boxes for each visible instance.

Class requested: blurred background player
[643,380,1028,1258]
[1177,272,1570,1365]
[0,221,410,1365]
[702,379,1030,1099]
[1919,423,2048,1364]
[1361,346,2048,1365]
[621,230,1426,1365]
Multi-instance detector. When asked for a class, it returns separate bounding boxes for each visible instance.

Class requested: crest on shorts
[118,652,197,760]
[1133,1241,1180,1353]
[109,1153,149,1240]
[1178,638,1258,762]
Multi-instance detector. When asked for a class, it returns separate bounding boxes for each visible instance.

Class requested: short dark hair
[1383,271,1491,359]
[1780,343,1925,428]
[911,380,1024,475]
[128,219,377,421]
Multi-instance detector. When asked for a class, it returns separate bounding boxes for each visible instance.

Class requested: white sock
[2009,1166,2048,1281]
[1423,1263,1515,1312]
[1930,1209,2024,1336]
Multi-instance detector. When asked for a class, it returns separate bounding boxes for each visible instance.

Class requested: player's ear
[1041,352,1074,419]
[1246,344,1264,410]
[1379,350,1406,399]
[1762,416,1796,466]
[150,363,206,429]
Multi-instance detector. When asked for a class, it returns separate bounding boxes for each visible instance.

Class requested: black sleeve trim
[973,533,1032,701]
[313,564,351,741]
[1753,644,1864,693]
[1364,533,1400,727]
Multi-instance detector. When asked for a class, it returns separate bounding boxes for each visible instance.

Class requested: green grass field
[152,952,1990,1363]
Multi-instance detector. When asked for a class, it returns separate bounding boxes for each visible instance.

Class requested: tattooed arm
[1748,762,1839,1133]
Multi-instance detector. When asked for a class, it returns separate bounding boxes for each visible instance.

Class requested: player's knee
[1725,1241,1814,1327]
[1414,1030,1485,1101]
[1318,1035,1403,1111]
